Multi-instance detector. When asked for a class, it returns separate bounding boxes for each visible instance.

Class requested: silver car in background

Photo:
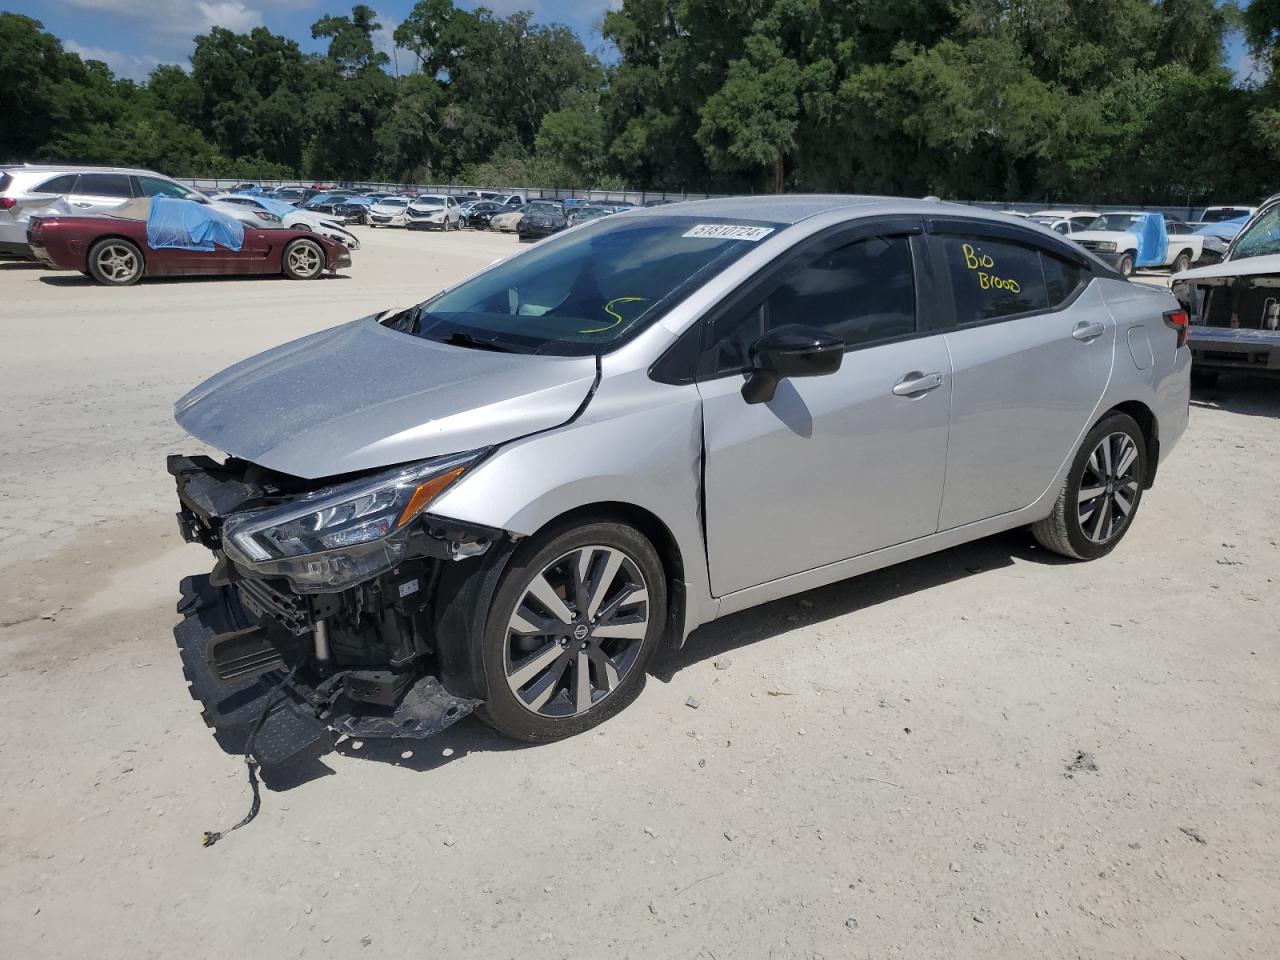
[169,196,1190,766]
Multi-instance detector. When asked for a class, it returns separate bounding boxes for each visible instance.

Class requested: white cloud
[65,40,162,81]
[55,0,265,37]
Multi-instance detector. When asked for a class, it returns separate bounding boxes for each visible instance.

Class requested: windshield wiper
[438,331,520,353]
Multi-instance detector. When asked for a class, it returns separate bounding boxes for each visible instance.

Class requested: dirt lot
[1,228,1276,959]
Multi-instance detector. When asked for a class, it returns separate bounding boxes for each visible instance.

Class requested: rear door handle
[1072,321,1106,341]
[892,371,944,397]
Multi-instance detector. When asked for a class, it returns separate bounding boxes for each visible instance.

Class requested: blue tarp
[146,196,244,252]
[1196,215,1249,241]
[1132,213,1168,268]
[256,196,302,218]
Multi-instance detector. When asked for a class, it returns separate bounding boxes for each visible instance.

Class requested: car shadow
[38,273,351,288]
[1190,375,1280,419]
[651,528,1066,681]
[261,529,1058,789]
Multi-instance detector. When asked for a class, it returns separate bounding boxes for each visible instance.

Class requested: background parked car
[1026,209,1101,235]
[1071,212,1204,275]
[210,193,359,249]
[367,196,412,227]
[463,200,507,229]
[1,165,211,258]
[490,205,526,232]
[332,196,377,224]
[1175,194,1280,383]
[27,198,350,285]
[1193,215,1250,264]
[566,206,614,227]
[1199,205,1256,223]
[268,186,308,205]
[300,190,360,214]
[517,200,567,241]
[406,194,463,231]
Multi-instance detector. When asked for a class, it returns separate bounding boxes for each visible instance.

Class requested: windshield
[1086,213,1141,231]
[525,202,561,216]
[388,215,783,356]
[378,198,409,208]
[413,196,445,207]
[1230,205,1280,260]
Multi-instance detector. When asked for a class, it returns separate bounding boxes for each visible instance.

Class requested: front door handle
[892,371,944,397]
[1072,321,1106,341]
[73,201,92,208]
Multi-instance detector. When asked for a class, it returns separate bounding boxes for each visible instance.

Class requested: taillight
[1164,308,1190,348]
[0,197,16,210]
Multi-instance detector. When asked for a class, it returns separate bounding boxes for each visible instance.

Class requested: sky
[6,0,622,81]
[4,0,1266,85]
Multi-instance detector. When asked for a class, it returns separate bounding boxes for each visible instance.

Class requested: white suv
[0,164,205,258]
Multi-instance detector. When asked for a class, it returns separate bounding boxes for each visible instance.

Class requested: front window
[387,215,784,356]
[1086,213,1141,232]
[1230,205,1280,260]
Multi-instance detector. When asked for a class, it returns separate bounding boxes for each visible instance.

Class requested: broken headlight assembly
[221,450,485,592]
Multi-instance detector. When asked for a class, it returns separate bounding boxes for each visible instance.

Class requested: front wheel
[477,521,667,742]
[282,238,325,280]
[1031,412,1147,560]
[1116,252,1135,277]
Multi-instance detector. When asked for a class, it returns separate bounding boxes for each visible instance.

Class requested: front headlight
[1096,241,1117,252]
[221,450,485,591]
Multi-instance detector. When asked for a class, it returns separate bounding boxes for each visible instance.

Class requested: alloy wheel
[96,244,139,282]
[1077,432,1141,543]
[287,242,322,277]
[504,546,649,718]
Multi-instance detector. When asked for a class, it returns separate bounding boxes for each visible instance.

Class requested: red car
[27,214,352,286]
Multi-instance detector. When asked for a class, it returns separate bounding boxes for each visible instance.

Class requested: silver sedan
[169,196,1190,764]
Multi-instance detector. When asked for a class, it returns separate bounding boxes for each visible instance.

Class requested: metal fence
[178,178,1219,221]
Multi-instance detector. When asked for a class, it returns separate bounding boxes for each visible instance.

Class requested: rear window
[35,174,77,194]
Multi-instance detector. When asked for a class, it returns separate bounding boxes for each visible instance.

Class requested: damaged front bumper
[169,454,505,766]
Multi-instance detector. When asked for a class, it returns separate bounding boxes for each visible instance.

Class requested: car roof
[622,194,1056,228]
[1,163,167,177]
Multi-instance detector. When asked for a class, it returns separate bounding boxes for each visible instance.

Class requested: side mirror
[742,324,844,404]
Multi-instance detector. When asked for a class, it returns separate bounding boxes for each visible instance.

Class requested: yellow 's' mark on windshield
[580,297,646,334]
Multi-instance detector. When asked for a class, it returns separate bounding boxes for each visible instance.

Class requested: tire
[476,521,668,742]
[282,238,325,280]
[1171,250,1192,273]
[1116,253,1135,277]
[87,238,143,286]
[1031,412,1147,560]
[1190,368,1219,388]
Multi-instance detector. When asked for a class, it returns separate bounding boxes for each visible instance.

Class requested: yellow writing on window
[962,243,1021,295]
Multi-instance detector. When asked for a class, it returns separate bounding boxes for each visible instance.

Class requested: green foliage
[2,3,1277,203]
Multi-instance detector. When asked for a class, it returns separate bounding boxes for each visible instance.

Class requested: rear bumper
[1189,326,1280,374]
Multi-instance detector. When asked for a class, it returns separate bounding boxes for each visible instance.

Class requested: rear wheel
[1171,250,1192,273]
[477,521,667,742]
[1032,412,1147,560]
[88,238,143,286]
[282,238,325,280]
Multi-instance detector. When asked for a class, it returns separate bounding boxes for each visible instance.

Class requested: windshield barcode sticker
[683,224,774,241]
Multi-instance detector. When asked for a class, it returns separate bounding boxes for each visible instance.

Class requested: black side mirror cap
[741,324,845,404]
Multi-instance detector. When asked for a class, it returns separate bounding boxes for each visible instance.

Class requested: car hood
[175,317,598,479]
[1173,253,1280,285]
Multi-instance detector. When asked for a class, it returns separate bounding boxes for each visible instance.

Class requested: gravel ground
[0,229,1276,959]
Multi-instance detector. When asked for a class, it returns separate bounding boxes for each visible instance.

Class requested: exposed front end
[169,453,508,767]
